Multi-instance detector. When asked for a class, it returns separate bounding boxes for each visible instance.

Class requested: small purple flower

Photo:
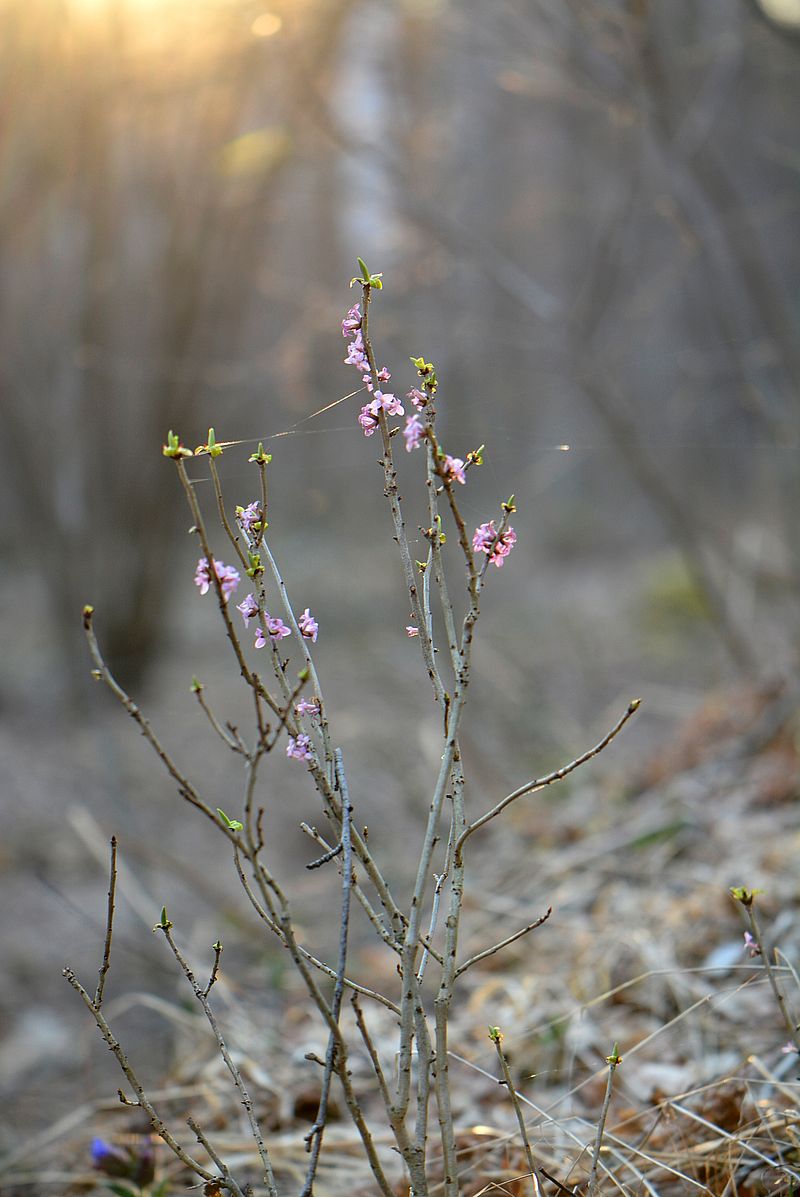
[298,608,318,642]
[743,931,762,958]
[472,523,496,554]
[255,615,291,649]
[358,402,381,437]
[341,303,362,337]
[373,390,404,417]
[403,414,425,452]
[287,734,314,761]
[91,1139,131,1178]
[295,698,319,717]
[361,372,375,392]
[194,557,240,601]
[216,563,241,601]
[406,625,419,638]
[91,1138,155,1187]
[781,1041,798,1054]
[376,366,391,382]
[345,332,368,369]
[237,593,259,626]
[236,501,262,534]
[441,455,466,485]
[266,615,291,642]
[407,387,426,410]
[473,521,517,567]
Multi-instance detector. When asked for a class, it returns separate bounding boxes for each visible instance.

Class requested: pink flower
[406,625,419,637]
[373,390,404,417]
[361,372,375,392]
[473,521,517,567]
[237,593,259,626]
[266,615,291,642]
[298,607,318,642]
[403,414,425,452]
[376,366,391,382]
[194,557,240,601]
[236,501,262,534]
[341,303,361,337]
[287,734,314,761]
[442,455,466,485]
[345,332,368,369]
[743,931,761,958]
[295,698,319,717]
[358,403,381,436]
[255,614,292,648]
[407,387,426,410]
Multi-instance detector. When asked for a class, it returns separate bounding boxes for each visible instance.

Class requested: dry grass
[5,679,799,1196]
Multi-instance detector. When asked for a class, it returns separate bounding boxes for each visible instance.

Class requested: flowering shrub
[64,261,638,1197]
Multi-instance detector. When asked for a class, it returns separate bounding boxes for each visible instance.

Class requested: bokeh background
[2,0,799,1156]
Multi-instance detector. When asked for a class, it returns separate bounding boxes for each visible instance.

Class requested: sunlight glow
[251,12,282,37]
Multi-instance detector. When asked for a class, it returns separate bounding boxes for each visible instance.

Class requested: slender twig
[202,940,223,998]
[62,968,216,1184]
[193,681,246,754]
[456,700,641,862]
[432,754,467,1197]
[588,1044,622,1197]
[301,749,354,1197]
[158,922,279,1197]
[174,459,281,719]
[299,823,397,950]
[489,1027,542,1196]
[306,840,343,870]
[94,836,117,1009]
[455,908,552,979]
[186,1116,246,1197]
[255,455,269,548]
[259,536,333,775]
[417,871,446,984]
[208,456,250,571]
[360,283,441,701]
[735,893,800,1052]
[233,842,400,1014]
[83,608,239,840]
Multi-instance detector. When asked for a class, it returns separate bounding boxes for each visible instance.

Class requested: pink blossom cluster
[295,698,319,717]
[472,521,517,568]
[194,557,240,602]
[341,302,404,436]
[298,608,318,642]
[403,414,425,453]
[237,593,259,626]
[236,501,262,534]
[286,734,313,762]
[255,616,292,649]
[441,455,466,485]
[236,593,319,648]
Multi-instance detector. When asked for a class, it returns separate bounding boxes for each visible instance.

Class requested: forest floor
[2,552,799,1196]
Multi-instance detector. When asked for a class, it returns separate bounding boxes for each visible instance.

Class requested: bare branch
[94,836,117,1009]
[456,908,552,979]
[456,700,641,862]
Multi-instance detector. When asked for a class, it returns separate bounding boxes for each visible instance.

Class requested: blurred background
[1,0,799,1155]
